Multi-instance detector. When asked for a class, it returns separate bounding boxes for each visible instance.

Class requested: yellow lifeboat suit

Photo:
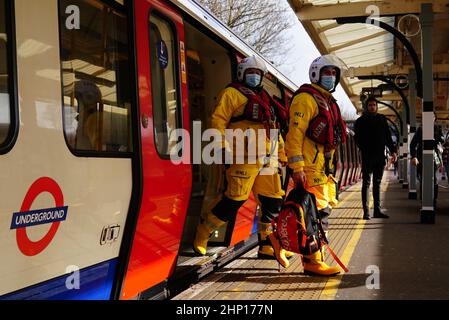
[211,86,286,201]
[285,83,339,213]
[193,85,291,265]
[285,83,343,276]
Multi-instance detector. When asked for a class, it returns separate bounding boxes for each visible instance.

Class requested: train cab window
[0,0,13,149]
[149,13,181,158]
[58,0,132,154]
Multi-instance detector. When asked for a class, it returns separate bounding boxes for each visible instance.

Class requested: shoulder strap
[293,84,332,111]
[227,82,258,98]
[227,83,273,123]
[283,200,302,211]
[265,90,288,113]
[259,88,272,103]
[326,244,349,272]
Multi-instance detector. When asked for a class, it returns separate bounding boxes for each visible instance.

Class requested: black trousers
[362,159,385,214]
[212,195,282,224]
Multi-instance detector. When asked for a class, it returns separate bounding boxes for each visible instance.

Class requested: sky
[277,2,358,120]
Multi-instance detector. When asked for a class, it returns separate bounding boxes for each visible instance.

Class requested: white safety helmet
[237,55,268,82]
[309,54,347,92]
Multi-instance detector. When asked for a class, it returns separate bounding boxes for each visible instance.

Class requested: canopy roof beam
[288,0,449,21]
[316,22,340,33]
[329,30,389,52]
[350,93,404,102]
[347,63,449,77]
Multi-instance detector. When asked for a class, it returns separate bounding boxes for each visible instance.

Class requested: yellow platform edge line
[320,219,366,300]
[319,181,388,300]
[320,188,363,300]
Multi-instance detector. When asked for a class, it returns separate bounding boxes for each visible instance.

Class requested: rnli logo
[11,177,68,256]
[235,170,247,176]
[252,104,260,120]
[279,210,293,250]
[312,121,326,139]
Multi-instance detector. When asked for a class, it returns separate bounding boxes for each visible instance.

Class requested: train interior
[173,19,291,283]
[175,21,234,268]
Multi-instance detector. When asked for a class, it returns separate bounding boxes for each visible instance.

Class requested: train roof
[170,0,298,92]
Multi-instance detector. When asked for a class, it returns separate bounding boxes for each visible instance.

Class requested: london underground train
[0,0,362,300]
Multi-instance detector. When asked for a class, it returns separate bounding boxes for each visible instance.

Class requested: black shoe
[373,211,389,219]
[363,214,370,220]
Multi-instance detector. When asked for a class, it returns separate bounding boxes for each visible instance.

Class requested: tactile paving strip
[173,178,389,300]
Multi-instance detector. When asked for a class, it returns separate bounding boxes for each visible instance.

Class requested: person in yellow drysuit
[285,55,347,276]
[193,55,291,267]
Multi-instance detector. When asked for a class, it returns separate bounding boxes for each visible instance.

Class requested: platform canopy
[288,0,449,124]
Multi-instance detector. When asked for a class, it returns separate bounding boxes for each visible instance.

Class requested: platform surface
[173,171,449,300]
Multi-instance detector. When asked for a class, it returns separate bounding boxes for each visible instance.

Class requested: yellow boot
[258,246,296,259]
[257,222,276,258]
[302,250,340,276]
[152,216,173,227]
[152,198,182,228]
[267,233,289,268]
[258,222,295,259]
[193,212,225,255]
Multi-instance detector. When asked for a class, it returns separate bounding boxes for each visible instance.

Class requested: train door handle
[100,224,121,245]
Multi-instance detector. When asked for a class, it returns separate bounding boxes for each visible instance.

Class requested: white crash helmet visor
[309,54,347,91]
[237,55,268,82]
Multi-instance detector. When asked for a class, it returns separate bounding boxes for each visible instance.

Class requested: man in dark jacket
[444,136,449,185]
[354,97,397,220]
[410,114,444,203]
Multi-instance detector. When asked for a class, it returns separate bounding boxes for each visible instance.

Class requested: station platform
[173,170,449,300]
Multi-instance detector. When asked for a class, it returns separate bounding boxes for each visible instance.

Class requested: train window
[149,13,181,158]
[58,0,132,154]
[0,0,12,148]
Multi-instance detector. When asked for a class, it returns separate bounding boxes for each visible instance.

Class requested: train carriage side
[342,135,351,188]
[0,0,135,299]
[352,132,360,184]
[348,132,356,185]
[335,143,343,193]
[355,142,362,182]
[349,133,357,184]
[352,129,362,183]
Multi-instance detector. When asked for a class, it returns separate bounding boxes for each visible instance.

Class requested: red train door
[121,0,191,299]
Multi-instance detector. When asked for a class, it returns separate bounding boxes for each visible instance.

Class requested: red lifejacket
[271,95,289,137]
[292,84,347,150]
[227,83,288,131]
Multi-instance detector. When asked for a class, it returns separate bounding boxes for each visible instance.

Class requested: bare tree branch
[197,0,294,66]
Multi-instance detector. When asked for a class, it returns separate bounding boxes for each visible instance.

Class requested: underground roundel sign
[10,177,68,256]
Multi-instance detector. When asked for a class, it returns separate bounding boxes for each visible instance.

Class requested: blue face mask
[245,74,262,88]
[320,75,336,91]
